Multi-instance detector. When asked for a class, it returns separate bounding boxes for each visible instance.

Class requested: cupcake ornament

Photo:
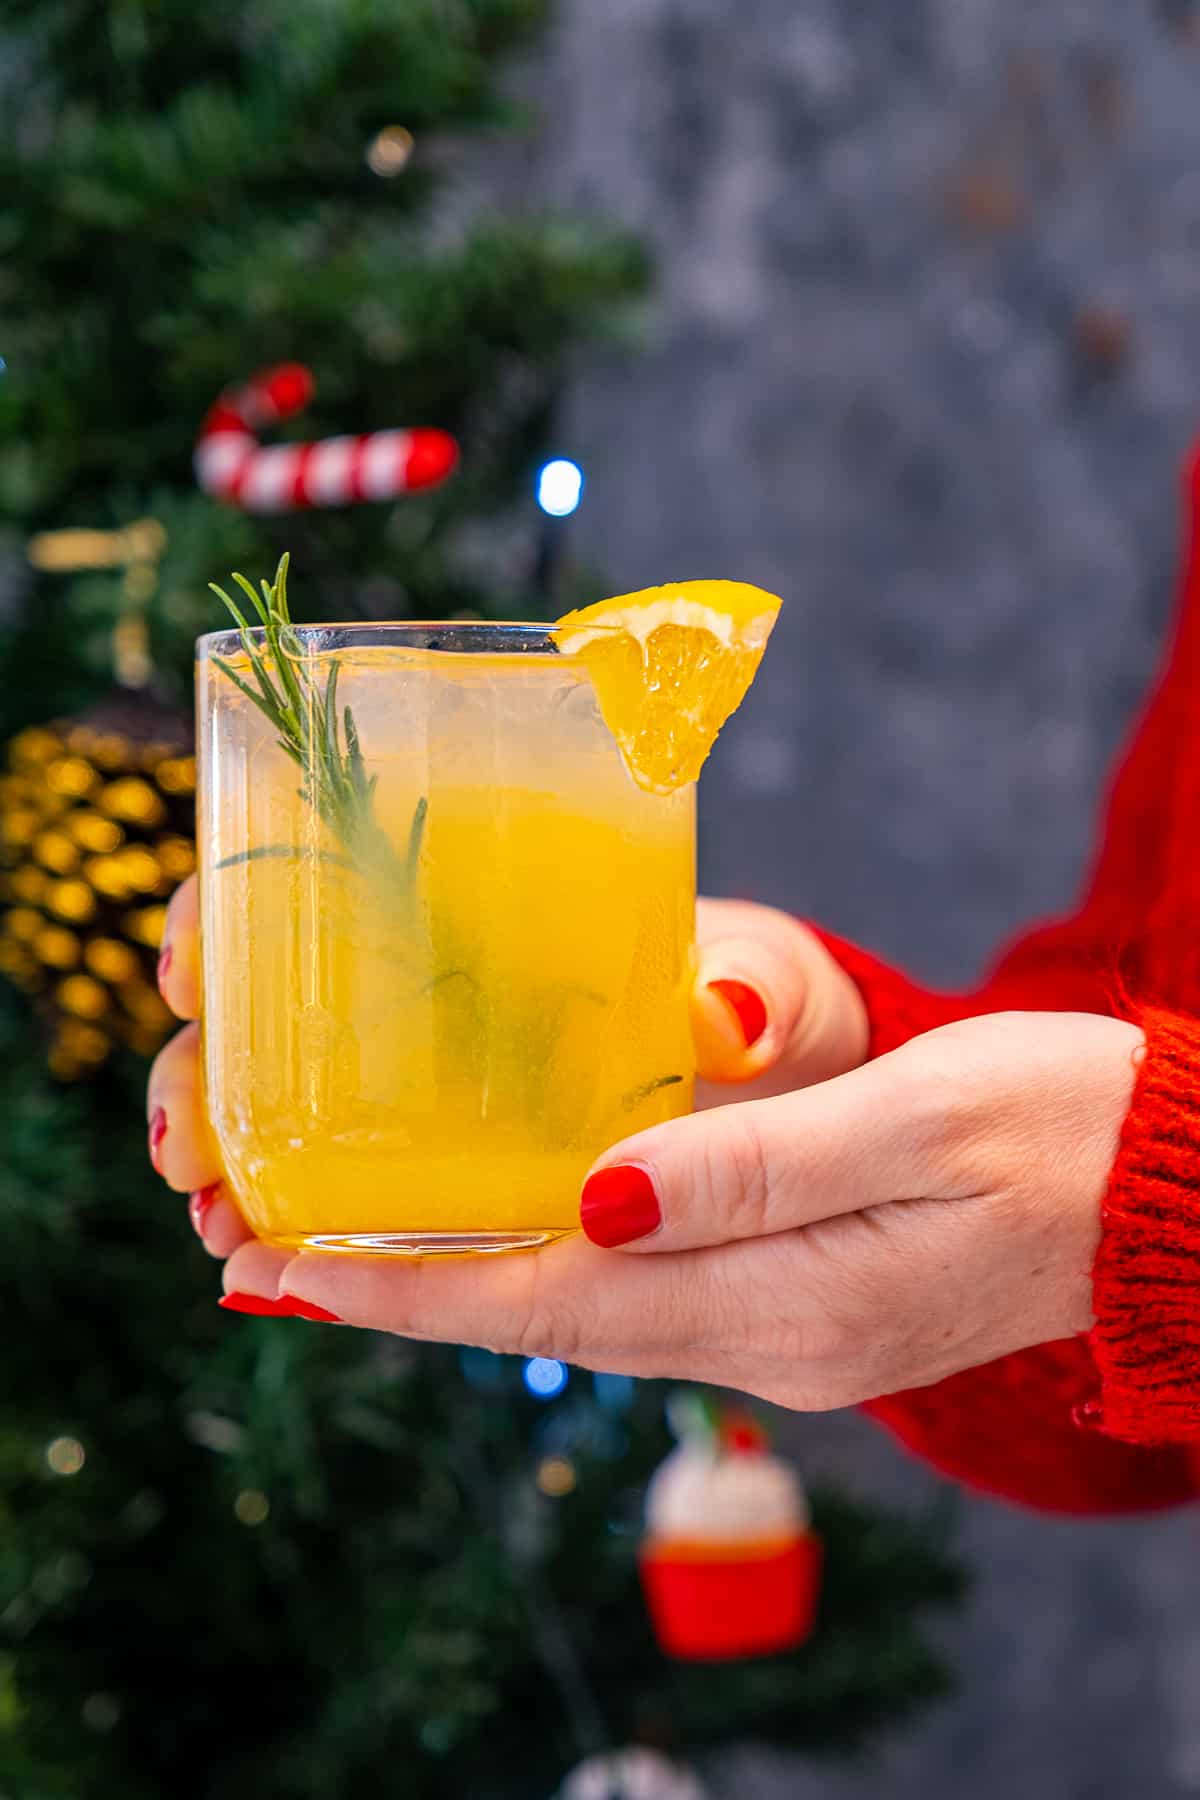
[638,1393,822,1661]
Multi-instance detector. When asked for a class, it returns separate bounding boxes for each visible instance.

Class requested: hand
[150,883,1141,1410]
[229,1011,1143,1407]
[148,878,869,1258]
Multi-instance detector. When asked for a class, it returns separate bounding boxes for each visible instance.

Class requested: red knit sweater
[816,447,1200,1516]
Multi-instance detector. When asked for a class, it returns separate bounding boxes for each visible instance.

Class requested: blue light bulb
[523,1357,569,1399]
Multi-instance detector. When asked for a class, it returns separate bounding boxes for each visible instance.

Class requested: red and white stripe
[195,364,459,512]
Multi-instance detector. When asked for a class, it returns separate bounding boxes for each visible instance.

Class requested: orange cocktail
[197,615,695,1254]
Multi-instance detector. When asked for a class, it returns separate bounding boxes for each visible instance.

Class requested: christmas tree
[0,4,965,1795]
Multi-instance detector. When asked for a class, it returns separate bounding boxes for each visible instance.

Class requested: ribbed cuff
[1091,1007,1200,1445]
[806,926,964,1059]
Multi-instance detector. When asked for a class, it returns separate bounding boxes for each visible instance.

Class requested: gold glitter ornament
[0,691,195,1078]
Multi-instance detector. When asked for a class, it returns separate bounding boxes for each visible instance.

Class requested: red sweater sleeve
[809,932,1198,1512]
[806,447,1200,1513]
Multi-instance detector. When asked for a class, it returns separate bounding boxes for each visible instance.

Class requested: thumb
[580,1051,929,1253]
[692,900,867,1096]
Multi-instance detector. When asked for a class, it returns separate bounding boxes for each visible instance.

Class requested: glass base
[263,1227,578,1258]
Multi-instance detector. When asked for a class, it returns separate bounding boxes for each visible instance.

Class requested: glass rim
[196,619,621,658]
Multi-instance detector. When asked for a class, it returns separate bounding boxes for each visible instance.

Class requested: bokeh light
[523,1356,568,1399]
[45,1436,85,1476]
[536,1455,577,1497]
[535,458,583,517]
[234,1488,270,1526]
[366,126,414,177]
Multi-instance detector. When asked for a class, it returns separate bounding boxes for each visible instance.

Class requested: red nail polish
[284,1297,343,1323]
[148,1105,167,1172]
[156,943,172,990]
[219,1291,341,1322]
[709,978,768,1049]
[219,1291,286,1316]
[580,1164,661,1248]
[189,1183,220,1236]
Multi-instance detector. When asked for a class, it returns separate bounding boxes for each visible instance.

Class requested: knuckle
[509,1258,583,1365]
[888,1028,987,1157]
[705,1109,773,1240]
[513,1306,582,1364]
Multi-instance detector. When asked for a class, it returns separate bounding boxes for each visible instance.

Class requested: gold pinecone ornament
[0,690,195,1078]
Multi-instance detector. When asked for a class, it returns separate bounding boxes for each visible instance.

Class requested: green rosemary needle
[209,554,423,897]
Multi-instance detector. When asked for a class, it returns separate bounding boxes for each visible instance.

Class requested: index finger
[157,875,200,1020]
[274,1233,726,1377]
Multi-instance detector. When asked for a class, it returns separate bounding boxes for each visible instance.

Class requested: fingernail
[156,942,172,991]
[188,1183,220,1237]
[284,1297,343,1323]
[708,978,768,1049]
[580,1164,661,1248]
[1072,1396,1104,1431]
[219,1292,342,1322]
[148,1105,167,1172]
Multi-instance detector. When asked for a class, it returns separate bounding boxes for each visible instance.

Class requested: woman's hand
[148,879,870,1251]
[149,878,1142,1409]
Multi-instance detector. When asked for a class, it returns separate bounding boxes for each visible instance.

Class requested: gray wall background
[514,3,1200,1795]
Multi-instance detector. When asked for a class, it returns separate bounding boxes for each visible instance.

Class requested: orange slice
[555,580,782,794]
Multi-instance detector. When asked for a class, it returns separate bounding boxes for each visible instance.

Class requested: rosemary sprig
[209,554,416,896]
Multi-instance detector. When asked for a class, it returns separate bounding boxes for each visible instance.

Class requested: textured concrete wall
[516,3,1200,1795]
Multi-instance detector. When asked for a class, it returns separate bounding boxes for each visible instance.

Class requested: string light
[523,1357,568,1399]
[234,1489,270,1526]
[366,126,414,177]
[27,519,166,574]
[45,1436,86,1476]
[535,1455,577,1497]
[536,458,584,518]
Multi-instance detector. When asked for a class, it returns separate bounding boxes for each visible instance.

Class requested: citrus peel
[555,580,781,794]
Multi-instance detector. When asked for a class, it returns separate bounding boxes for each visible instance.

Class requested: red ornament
[640,1535,823,1662]
[639,1397,822,1662]
[719,1412,767,1455]
[194,364,459,512]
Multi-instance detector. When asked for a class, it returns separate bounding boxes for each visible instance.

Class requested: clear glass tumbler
[197,622,696,1254]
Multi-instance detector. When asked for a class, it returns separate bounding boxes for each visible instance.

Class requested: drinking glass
[197,622,696,1254]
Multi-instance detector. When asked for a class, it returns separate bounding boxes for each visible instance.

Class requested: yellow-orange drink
[197,625,695,1254]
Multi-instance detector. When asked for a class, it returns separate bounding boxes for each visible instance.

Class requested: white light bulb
[536,458,584,517]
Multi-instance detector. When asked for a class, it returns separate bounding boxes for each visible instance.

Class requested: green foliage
[0,3,966,1794]
[0,0,649,727]
[0,976,966,1799]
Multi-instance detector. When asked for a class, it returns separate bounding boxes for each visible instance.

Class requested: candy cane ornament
[195,364,459,512]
